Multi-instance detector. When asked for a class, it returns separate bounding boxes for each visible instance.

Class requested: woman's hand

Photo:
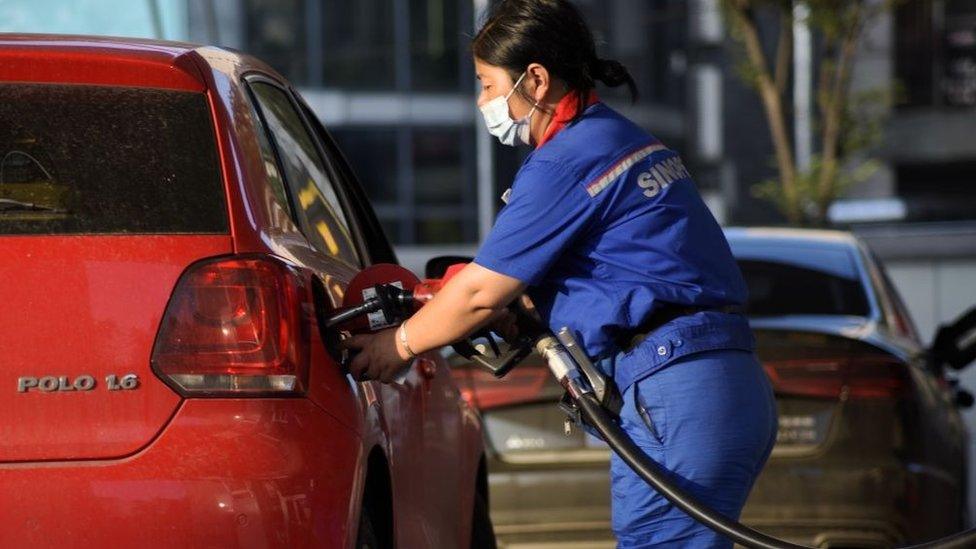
[486,294,539,343]
[337,263,525,384]
[487,308,519,343]
[340,328,413,384]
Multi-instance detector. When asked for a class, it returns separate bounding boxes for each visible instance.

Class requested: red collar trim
[536,90,600,149]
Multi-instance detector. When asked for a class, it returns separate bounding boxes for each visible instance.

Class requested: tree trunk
[730,5,802,223]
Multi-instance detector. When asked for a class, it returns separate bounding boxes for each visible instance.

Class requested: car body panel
[0,399,361,548]
[0,34,207,91]
[0,235,231,461]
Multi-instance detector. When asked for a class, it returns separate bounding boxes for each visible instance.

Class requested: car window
[248,81,361,267]
[244,94,295,219]
[0,83,226,235]
[737,259,871,317]
[294,99,397,265]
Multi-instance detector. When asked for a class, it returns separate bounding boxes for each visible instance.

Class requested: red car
[0,34,491,548]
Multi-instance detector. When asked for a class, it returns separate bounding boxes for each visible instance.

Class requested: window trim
[241,74,304,231]
[290,92,399,265]
[242,72,369,268]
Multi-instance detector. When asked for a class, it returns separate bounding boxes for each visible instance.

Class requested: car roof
[0,33,283,89]
[724,226,866,281]
[723,226,861,250]
[0,33,201,59]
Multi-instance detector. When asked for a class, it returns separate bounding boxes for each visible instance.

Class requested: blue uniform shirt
[474,102,754,390]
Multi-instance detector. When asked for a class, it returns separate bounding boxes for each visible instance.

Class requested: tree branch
[774,9,793,96]
[726,1,800,222]
[817,3,864,209]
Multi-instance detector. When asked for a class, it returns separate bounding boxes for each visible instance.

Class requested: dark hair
[473,0,638,121]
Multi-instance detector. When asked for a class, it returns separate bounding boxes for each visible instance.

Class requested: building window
[410,0,464,91]
[896,0,976,108]
[331,128,399,205]
[331,127,476,245]
[943,6,976,107]
[413,128,476,243]
[322,0,397,89]
[243,0,307,84]
[572,0,688,108]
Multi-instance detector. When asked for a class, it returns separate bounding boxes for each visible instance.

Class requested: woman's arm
[341,262,526,382]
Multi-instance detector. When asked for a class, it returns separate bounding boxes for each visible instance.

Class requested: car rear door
[244,77,460,546]
[0,81,233,461]
[299,92,471,547]
[293,93,469,547]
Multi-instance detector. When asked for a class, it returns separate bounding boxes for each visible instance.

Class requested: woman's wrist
[397,320,418,360]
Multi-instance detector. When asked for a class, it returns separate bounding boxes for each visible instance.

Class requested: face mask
[479,72,538,147]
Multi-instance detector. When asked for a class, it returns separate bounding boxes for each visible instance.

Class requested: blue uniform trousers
[609,348,778,548]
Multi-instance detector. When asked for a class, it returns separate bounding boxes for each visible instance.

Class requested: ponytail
[591,58,639,103]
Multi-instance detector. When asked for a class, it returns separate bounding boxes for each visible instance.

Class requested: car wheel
[355,504,380,549]
[470,492,497,549]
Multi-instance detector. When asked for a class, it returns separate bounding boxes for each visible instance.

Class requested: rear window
[738,259,871,317]
[0,83,227,234]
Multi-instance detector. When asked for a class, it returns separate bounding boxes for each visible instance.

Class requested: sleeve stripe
[585,143,668,197]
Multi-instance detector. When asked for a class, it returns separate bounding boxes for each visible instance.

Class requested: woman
[343,0,778,546]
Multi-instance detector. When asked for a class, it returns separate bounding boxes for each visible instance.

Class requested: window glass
[329,128,399,204]
[737,259,871,317]
[571,0,687,108]
[322,0,396,89]
[331,127,476,245]
[243,0,307,84]
[249,82,361,266]
[414,129,464,206]
[413,128,476,243]
[244,95,292,215]
[410,0,461,91]
[0,83,226,235]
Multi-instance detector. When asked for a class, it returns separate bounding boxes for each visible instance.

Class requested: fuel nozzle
[324,283,415,329]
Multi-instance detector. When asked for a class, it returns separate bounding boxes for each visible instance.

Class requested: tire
[355,503,381,549]
[470,492,497,549]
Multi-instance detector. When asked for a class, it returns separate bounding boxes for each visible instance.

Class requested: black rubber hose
[576,392,976,549]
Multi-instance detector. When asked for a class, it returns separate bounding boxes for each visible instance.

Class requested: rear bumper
[743,458,965,547]
[0,399,362,549]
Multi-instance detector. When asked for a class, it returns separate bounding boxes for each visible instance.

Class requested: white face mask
[479,72,538,147]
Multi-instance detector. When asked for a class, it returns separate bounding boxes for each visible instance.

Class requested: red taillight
[763,356,909,399]
[451,362,552,410]
[152,256,310,396]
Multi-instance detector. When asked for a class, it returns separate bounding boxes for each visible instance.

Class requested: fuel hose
[575,392,976,549]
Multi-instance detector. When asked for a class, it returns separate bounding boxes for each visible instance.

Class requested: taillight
[152,255,311,396]
[452,362,552,410]
[763,356,909,399]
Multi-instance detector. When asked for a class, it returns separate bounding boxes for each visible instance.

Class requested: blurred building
[190,0,708,269]
[2,0,973,250]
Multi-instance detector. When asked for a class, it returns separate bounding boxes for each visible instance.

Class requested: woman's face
[474,58,535,118]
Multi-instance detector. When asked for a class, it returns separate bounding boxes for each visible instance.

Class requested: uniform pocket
[633,378,666,447]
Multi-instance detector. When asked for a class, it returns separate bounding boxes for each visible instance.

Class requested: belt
[615,303,743,354]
